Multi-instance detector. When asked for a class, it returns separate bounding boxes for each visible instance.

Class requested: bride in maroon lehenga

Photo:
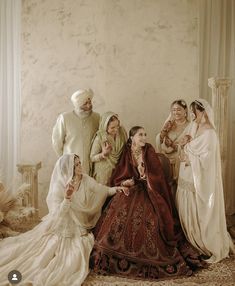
[90,126,205,280]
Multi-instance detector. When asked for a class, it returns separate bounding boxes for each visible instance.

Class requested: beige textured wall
[21,0,199,217]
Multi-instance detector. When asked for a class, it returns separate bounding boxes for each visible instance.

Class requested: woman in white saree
[0,153,126,285]
[176,99,234,263]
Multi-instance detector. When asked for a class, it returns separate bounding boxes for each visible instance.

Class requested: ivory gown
[0,154,116,286]
[176,99,234,263]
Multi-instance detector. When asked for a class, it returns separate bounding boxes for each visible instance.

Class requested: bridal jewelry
[131,147,142,161]
[175,119,187,126]
[71,175,82,187]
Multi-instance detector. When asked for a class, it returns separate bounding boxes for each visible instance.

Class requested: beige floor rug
[83,256,235,286]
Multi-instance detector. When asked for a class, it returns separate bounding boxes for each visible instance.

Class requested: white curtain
[0,0,21,191]
[199,0,235,215]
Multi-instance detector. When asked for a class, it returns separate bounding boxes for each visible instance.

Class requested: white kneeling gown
[0,174,115,286]
[176,126,234,263]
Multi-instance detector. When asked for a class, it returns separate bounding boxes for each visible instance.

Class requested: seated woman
[156,99,189,180]
[176,99,234,263]
[0,154,127,286]
[90,126,205,281]
[90,111,127,185]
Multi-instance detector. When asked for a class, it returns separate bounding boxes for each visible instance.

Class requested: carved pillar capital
[208,77,232,89]
[17,162,42,174]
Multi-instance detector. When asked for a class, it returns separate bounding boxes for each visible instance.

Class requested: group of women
[0,99,234,285]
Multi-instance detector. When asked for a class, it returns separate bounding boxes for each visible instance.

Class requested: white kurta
[0,174,116,286]
[52,111,100,174]
[176,128,234,263]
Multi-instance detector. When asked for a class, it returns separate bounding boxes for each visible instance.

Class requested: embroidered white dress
[0,154,116,286]
[156,121,189,180]
[176,107,234,263]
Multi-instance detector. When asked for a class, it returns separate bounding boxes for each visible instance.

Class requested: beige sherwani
[52,111,100,174]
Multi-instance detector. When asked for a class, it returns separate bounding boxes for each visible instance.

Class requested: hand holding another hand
[116,186,129,196]
[121,178,135,187]
[179,135,192,147]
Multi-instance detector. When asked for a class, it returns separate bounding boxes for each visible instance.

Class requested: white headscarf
[194,98,216,129]
[71,88,94,107]
[46,154,76,213]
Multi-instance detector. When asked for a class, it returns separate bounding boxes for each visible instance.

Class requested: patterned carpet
[83,256,235,286]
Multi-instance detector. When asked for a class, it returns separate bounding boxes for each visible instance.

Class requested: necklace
[71,175,82,186]
[131,147,142,162]
[175,119,187,126]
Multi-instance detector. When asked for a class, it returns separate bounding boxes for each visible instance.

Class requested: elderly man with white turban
[52,88,100,174]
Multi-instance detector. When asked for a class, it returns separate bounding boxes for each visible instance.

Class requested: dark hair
[127,126,144,145]
[73,154,80,177]
[171,99,187,110]
[190,100,205,118]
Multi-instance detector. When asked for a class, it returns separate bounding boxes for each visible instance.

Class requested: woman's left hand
[65,183,75,199]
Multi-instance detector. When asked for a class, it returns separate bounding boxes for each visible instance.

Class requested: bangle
[99,153,106,160]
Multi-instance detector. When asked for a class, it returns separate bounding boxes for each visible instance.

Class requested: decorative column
[17,162,42,220]
[208,77,231,195]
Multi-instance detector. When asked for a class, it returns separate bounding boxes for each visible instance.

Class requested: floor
[84,256,235,286]
[83,214,235,286]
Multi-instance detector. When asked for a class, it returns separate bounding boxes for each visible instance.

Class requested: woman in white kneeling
[0,153,127,285]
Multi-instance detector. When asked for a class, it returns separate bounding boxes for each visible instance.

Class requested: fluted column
[17,162,42,219]
[208,77,231,198]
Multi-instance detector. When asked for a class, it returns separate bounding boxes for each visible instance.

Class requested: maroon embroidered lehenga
[90,143,204,280]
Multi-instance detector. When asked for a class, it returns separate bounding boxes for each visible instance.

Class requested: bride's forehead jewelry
[195,100,204,109]
[173,99,187,107]
[179,100,187,107]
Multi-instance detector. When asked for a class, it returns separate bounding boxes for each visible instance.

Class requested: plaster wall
[21,0,199,216]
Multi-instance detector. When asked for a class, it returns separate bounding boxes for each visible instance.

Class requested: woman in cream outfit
[176,99,234,263]
[0,154,126,286]
[156,99,189,180]
[90,111,127,185]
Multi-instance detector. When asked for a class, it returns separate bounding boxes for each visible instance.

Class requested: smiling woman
[90,126,205,281]
[176,99,234,263]
[90,111,127,185]
[156,99,190,180]
[0,153,127,286]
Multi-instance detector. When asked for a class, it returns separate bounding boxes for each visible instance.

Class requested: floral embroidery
[178,177,195,193]
[108,206,127,245]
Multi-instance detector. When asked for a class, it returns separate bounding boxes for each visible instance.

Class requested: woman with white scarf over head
[0,153,128,285]
[176,99,234,263]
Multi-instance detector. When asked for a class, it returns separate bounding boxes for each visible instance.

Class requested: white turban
[71,88,94,107]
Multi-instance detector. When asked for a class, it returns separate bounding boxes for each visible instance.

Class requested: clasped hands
[179,134,192,148]
[116,186,130,196]
[65,181,130,199]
